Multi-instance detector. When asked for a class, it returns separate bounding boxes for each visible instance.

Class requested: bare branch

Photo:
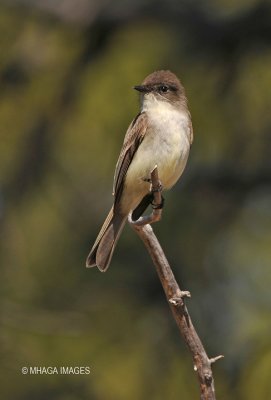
[129,166,223,400]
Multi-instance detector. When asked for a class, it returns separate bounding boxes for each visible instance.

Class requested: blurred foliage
[0,0,271,399]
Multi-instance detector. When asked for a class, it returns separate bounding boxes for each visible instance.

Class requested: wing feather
[113,112,148,205]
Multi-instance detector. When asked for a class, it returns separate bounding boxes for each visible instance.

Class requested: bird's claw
[151,196,164,210]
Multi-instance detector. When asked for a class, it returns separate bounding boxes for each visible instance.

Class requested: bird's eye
[159,85,169,93]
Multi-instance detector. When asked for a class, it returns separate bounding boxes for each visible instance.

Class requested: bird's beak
[133,85,149,93]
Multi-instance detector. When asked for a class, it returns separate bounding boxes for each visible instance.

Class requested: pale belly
[120,116,190,215]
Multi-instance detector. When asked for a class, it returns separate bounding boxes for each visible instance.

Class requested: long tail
[86,207,127,272]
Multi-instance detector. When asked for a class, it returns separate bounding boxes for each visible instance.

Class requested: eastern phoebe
[86,70,193,271]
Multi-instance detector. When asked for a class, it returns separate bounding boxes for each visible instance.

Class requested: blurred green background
[1,0,271,399]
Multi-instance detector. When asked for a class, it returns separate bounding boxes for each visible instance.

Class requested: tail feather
[86,207,126,272]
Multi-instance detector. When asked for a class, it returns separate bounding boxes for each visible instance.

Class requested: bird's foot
[130,166,163,226]
[150,180,163,193]
[151,195,164,210]
[150,178,163,209]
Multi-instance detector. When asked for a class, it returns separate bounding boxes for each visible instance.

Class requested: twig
[129,166,223,400]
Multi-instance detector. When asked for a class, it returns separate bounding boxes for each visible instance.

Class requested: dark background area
[1,0,271,398]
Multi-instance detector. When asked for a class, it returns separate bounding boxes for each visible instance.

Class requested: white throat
[141,93,173,113]
[142,93,189,130]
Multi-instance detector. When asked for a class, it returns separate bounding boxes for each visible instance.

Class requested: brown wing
[113,112,148,205]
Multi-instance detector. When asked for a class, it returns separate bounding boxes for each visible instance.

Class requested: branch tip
[169,291,191,306]
[209,355,224,364]
[181,290,191,298]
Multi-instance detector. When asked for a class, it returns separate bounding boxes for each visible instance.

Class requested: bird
[86,70,193,272]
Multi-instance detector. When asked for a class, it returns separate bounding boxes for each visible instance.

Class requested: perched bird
[86,70,193,271]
